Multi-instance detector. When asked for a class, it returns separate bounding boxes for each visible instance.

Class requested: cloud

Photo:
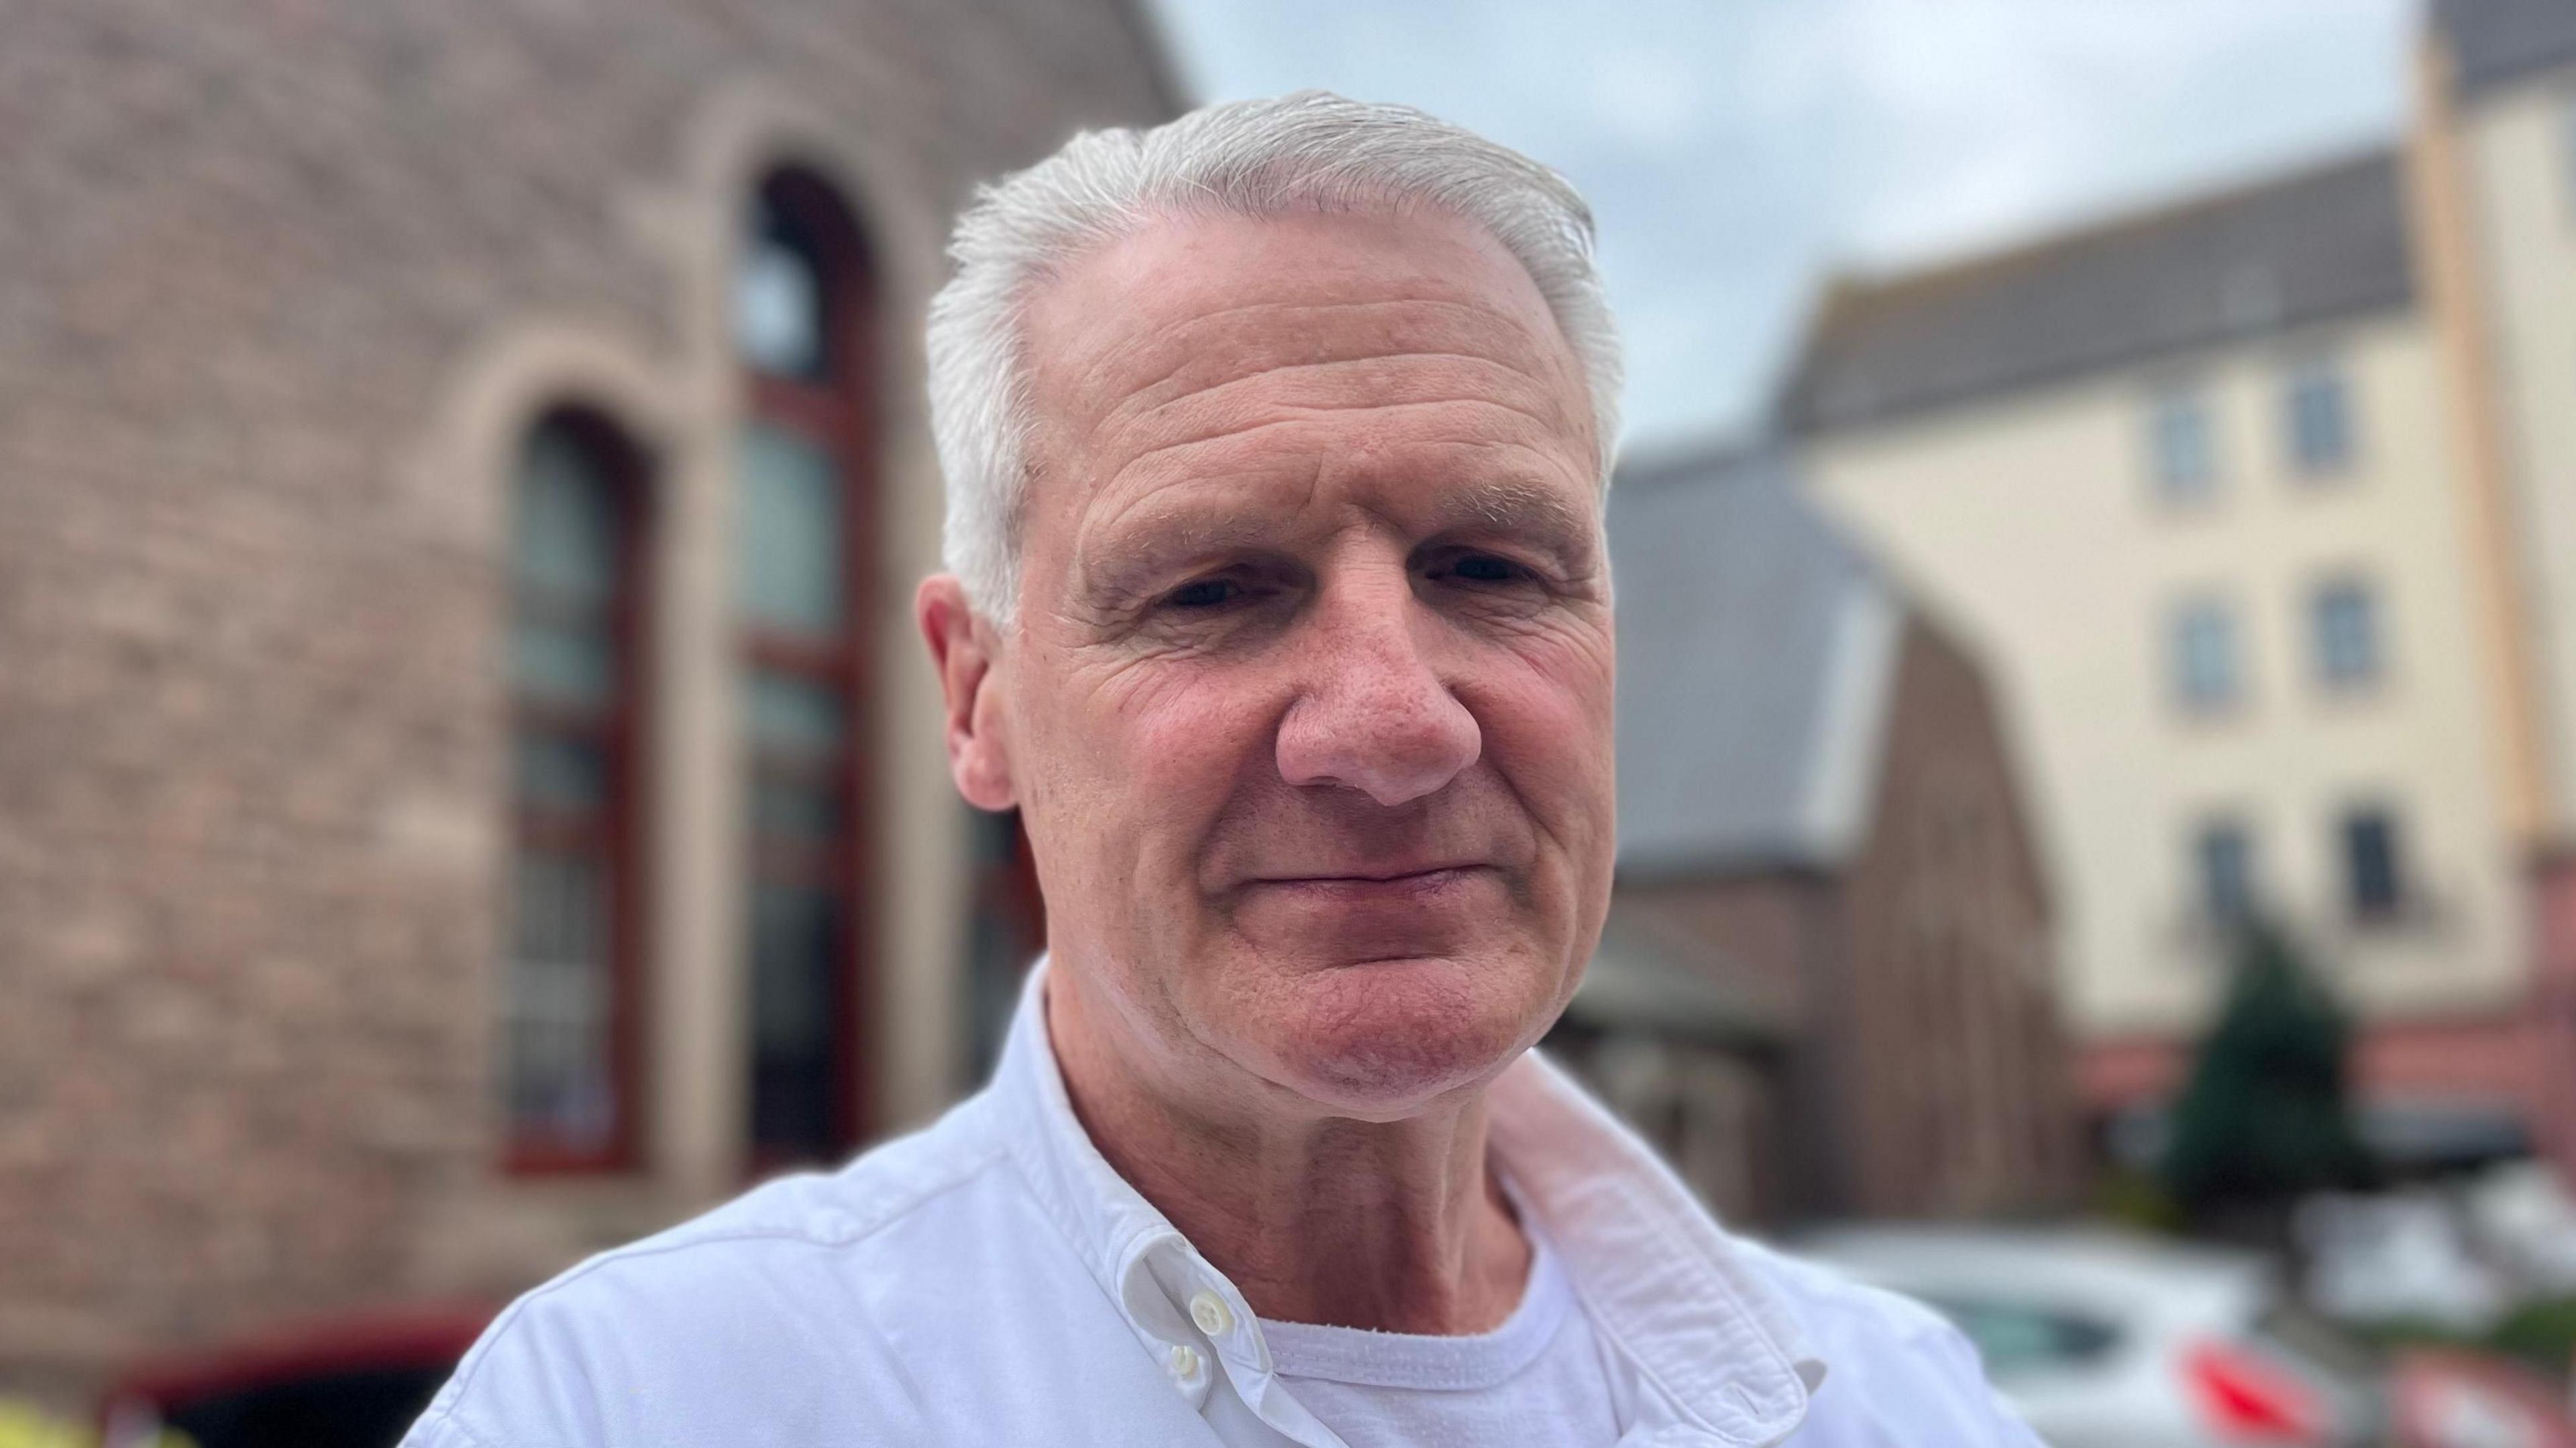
[1142,0,2412,447]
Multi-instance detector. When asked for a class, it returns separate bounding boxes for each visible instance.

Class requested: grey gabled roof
[2435,0,2576,99]
[1611,446,1902,877]
[1778,150,2414,435]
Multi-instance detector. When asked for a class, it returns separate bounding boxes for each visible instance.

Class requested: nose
[1273,573,1481,807]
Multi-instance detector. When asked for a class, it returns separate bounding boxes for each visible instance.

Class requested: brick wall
[0,0,1171,1402]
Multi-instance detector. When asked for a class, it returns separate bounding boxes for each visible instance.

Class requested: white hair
[925,90,1623,616]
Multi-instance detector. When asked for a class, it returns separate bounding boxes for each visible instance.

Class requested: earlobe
[915,575,1018,812]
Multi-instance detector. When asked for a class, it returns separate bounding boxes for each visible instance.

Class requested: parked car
[1795,1225,2386,1447]
[97,1304,493,1448]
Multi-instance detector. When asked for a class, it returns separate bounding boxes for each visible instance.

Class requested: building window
[2283,357,2355,478]
[2147,388,2218,504]
[735,169,875,1170]
[2310,578,2383,693]
[2193,818,2255,926]
[2340,806,2406,922]
[504,412,648,1171]
[2169,598,2243,714]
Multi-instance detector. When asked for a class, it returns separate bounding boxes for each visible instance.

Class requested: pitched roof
[2434,0,2576,99]
[1778,150,2414,434]
[1610,446,1902,876]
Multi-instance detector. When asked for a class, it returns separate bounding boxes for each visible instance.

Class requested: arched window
[732,169,875,1168]
[504,410,649,1171]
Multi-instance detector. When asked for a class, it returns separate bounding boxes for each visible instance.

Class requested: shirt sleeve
[394,1292,600,1448]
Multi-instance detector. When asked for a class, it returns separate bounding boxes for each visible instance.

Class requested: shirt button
[1169,1343,1201,1379]
[1189,1290,1234,1337]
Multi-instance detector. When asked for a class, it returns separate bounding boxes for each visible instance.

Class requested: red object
[97,1304,496,1435]
[2393,1348,2576,1448]
[2182,1338,2329,1443]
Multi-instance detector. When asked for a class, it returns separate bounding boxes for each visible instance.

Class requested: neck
[1046,970,1532,1335]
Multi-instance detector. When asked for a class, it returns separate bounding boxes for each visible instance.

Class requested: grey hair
[924,90,1623,616]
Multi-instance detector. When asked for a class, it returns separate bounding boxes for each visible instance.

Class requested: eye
[1438,552,1532,586]
[1161,576,1243,610]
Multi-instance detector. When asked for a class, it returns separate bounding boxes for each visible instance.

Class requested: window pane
[745,669,848,756]
[2196,821,2253,923]
[2343,810,2403,917]
[2312,581,2381,689]
[749,879,842,1158]
[514,423,623,603]
[511,620,616,706]
[515,732,607,812]
[2286,362,2354,476]
[2151,391,2215,502]
[735,195,828,380]
[752,776,844,842]
[506,849,616,1153]
[735,423,846,636]
[2171,602,2240,711]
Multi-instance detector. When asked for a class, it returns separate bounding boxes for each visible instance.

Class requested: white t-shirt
[1263,1217,1621,1448]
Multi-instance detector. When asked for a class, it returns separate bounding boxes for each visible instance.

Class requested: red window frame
[739,169,879,1172]
[504,410,652,1175]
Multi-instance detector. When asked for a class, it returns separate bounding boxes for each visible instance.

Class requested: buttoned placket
[997,958,1820,1448]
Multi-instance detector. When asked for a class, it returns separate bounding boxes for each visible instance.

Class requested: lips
[1243,863,1495,900]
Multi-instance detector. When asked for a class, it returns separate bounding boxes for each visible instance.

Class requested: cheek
[1468,625,1616,830]
[1030,651,1282,855]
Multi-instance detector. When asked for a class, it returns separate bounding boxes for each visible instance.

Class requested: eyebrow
[1074,471,1603,605]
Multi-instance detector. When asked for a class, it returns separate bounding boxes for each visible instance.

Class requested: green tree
[2161,920,2375,1229]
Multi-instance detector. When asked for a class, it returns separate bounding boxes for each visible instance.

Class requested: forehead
[1014,204,1595,510]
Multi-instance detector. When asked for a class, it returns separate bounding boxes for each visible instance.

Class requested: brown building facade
[1557,449,2079,1226]
[0,1,1170,1402]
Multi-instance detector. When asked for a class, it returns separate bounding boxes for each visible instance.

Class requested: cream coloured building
[1776,0,2576,1174]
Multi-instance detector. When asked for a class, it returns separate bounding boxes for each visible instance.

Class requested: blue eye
[1448,554,1522,583]
[1164,577,1240,609]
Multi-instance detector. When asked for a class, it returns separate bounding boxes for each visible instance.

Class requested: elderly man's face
[988,205,1613,1117]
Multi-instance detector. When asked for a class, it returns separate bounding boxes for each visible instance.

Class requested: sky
[1140,0,2418,455]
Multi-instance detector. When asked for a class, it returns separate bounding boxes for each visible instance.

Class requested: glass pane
[2314,583,2379,688]
[735,227,824,380]
[2196,824,2252,922]
[736,189,830,380]
[2288,366,2353,475]
[752,776,843,842]
[515,732,606,812]
[2173,604,2237,710]
[506,848,616,1152]
[2152,393,2214,500]
[2345,812,2401,915]
[745,669,848,755]
[511,620,615,706]
[515,423,623,604]
[735,423,846,636]
[749,879,842,1158]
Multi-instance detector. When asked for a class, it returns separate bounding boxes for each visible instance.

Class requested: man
[405,93,2039,1447]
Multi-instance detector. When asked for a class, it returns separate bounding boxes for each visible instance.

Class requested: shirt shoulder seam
[439,1137,1009,1413]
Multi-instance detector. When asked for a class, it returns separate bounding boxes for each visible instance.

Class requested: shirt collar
[990,957,1824,1444]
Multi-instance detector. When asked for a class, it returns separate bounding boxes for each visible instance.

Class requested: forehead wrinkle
[1108,351,1582,462]
[1097,394,1587,499]
[1085,294,1566,416]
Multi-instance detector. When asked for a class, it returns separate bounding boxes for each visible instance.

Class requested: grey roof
[2435,0,2576,98]
[1779,150,2414,435]
[1611,446,1902,876]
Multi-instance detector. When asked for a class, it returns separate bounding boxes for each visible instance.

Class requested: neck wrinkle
[1045,964,1532,1337]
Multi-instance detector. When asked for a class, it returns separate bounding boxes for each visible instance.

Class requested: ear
[916,574,1017,812]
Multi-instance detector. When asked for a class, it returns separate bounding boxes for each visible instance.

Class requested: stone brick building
[0,1,1172,1401]
[1553,447,2080,1226]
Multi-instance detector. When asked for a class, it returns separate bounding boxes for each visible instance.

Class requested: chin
[1238,953,1556,1118]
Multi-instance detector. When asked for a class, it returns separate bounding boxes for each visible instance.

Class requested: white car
[1794,1225,2385,1448]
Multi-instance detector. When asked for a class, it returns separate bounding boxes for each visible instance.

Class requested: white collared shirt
[403,962,2041,1447]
